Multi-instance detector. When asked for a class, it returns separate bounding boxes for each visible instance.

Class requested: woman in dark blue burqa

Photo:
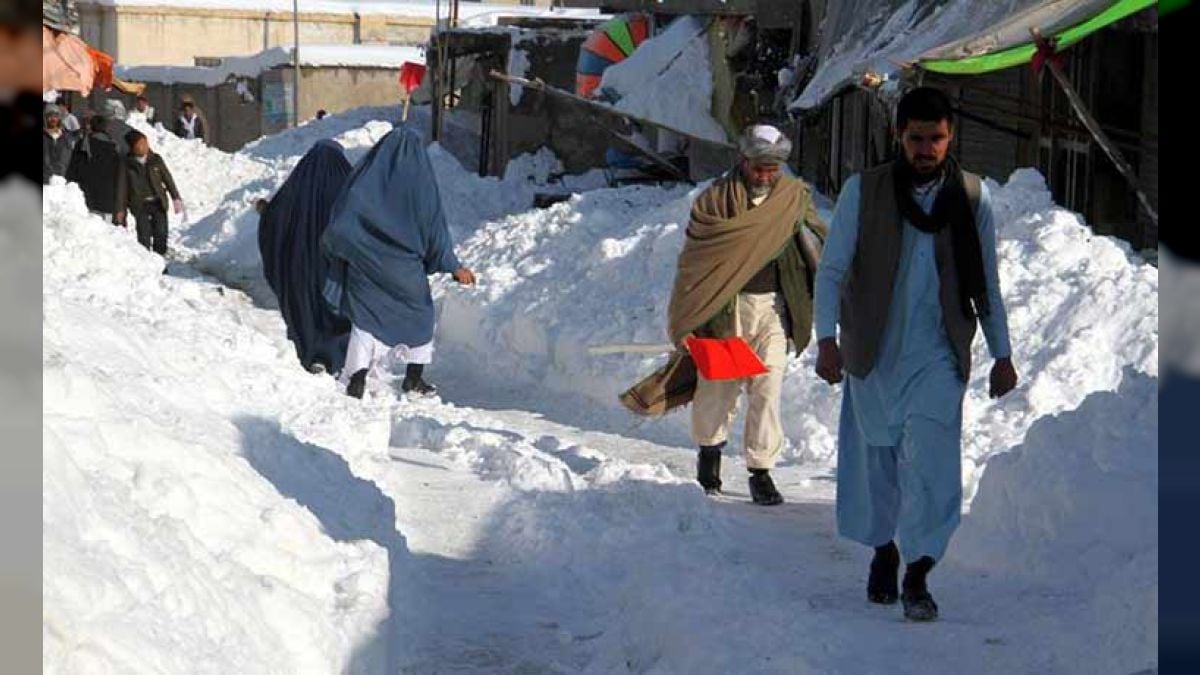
[322,126,476,398]
[257,139,353,373]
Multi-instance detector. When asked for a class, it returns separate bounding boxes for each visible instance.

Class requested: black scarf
[893,155,989,319]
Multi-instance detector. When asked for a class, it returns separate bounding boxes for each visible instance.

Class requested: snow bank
[126,105,603,303]
[42,181,391,672]
[598,15,728,144]
[45,103,1158,673]
[950,368,1158,673]
[437,168,1158,502]
[116,103,1157,507]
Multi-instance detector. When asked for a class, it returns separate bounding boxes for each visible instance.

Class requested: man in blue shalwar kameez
[814,88,1019,622]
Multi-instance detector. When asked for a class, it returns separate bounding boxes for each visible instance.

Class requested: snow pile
[122,105,601,303]
[436,169,1158,502]
[951,368,1158,672]
[42,181,391,672]
[598,16,728,144]
[44,103,1158,673]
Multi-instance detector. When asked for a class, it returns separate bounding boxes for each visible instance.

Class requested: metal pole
[292,0,301,127]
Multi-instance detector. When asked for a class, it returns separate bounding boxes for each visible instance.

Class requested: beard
[749,182,773,199]
[908,158,946,185]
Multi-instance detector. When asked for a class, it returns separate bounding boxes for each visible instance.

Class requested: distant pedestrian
[42,103,74,183]
[174,98,207,144]
[66,114,121,218]
[115,130,184,255]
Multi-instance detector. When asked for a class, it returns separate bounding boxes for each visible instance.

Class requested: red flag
[685,337,769,381]
[399,62,426,94]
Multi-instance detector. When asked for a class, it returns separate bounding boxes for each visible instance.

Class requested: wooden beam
[487,69,736,150]
[1032,29,1158,227]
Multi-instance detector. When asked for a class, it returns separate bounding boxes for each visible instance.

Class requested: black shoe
[401,377,438,397]
[697,444,724,494]
[901,589,939,621]
[346,368,368,399]
[901,556,938,621]
[868,542,900,605]
[401,364,437,397]
[748,470,783,506]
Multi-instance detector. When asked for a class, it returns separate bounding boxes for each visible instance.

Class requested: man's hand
[173,198,184,215]
[815,337,844,385]
[452,267,476,286]
[676,332,697,352]
[113,211,126,228]
[989,357,1018,399]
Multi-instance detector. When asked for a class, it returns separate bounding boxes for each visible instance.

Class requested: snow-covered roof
[116,44,426,85]
[77,0,600,26]
[790,0,1123,110]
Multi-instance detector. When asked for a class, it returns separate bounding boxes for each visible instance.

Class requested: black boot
[901,556,939,621]
[400,363,437,397]
[346,368,368,399]
[867,541,900,604]
[697,443,724,495]
[748,469,783,506]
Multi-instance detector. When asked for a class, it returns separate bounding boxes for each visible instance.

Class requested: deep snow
[43,104,1158,673]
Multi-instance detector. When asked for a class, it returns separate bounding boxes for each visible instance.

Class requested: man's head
[89,114,108,134]
[44,104,62,130]
[136,95,150,111]
[896,87,955,178]
[125,130,149,157]
[737,125,792,198]
[181,100,195,118]
[104,98,127,121]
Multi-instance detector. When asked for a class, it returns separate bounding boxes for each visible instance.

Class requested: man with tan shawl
[634,125,827,505]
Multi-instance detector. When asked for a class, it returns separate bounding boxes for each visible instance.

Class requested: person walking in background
[66,114,121,219]
[114,130,184,256]
[42,103,74,183]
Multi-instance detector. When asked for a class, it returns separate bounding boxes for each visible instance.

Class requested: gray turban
[738,124,793,163]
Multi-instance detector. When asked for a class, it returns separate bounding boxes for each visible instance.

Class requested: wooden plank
[487,69,736,150]
[1032,29,1158,227]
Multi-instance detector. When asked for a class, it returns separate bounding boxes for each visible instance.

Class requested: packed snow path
[43,109,1157,674]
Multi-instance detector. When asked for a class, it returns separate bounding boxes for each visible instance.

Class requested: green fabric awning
[919,0,1156,74]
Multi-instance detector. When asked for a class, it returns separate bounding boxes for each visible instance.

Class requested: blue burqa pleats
[258,139,353,372]
[321,126,461,349]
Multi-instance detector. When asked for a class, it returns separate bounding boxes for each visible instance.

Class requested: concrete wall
[78,2,433,66]
[284,66,406,122]
[86,65,402,153]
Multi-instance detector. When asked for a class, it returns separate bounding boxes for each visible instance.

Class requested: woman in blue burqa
[257,139,353,374]
[322,126,476,398]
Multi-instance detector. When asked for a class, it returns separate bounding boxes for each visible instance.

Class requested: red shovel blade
[685,337,769,381]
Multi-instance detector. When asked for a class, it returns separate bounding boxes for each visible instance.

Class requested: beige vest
[840,163,981,382]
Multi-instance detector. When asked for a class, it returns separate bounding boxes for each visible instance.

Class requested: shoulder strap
[962,170,982,216]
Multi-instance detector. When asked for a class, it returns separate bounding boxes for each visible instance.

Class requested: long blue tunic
[322,126,461,348]
[814,175,1011,560]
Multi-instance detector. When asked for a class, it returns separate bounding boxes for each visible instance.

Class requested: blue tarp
[258,139,352,372]
[322,126,462,349]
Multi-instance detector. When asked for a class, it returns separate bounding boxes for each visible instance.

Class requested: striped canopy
[575,13,651,99]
